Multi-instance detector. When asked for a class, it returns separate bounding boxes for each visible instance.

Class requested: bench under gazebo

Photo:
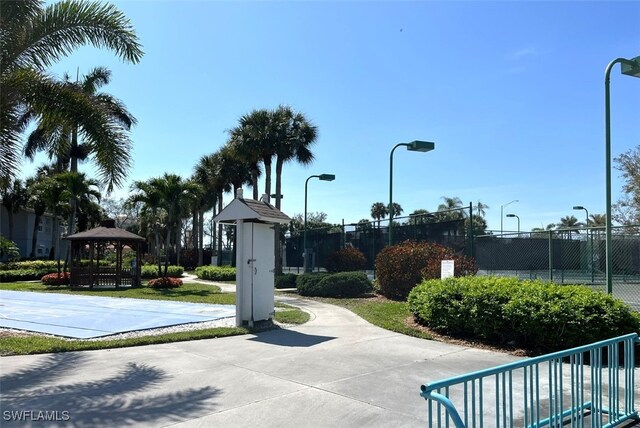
[65,220,145,288]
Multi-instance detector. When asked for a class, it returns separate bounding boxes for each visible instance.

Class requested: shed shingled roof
[241,198,290,221]
[65,227,145,241]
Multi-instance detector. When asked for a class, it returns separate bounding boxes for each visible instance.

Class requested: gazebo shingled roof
[66,226,145,242]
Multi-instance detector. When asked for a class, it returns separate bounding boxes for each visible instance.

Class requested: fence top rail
[420,333,638,394]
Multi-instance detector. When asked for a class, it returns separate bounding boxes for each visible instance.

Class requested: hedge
[141,265,184,278]
[407,276,640,353]
[0,269,53,282]
[275,273,297,289]
[148,277,183,288]
[297,271,373,297]
[195,266,236,281]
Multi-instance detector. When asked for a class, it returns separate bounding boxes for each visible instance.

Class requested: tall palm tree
[23,67,136,191]
[389,202,403,218]
[370,202,388,228]
[148,174,199,273]
[40,175,69,269]
[25,174,49,257]
[437,196,465,221]
[0,178,28,242]
[229,109,272,199]
[57,171,100,268]
[0,0,143,181]
[193,157,221,266]
[271,105,317,210]
[476,201,489,218]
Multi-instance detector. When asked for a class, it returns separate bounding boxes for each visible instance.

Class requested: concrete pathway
[1,288,522,427]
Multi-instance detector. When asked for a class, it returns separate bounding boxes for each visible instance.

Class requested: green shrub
[41,272,70,286]
[407,276,640,353]
[0,269,52,282]
[195,265,236,281]
[324,247,367,273]
[298,272,373,297]
[376,240,477,300]
[141,265,184,278]
[296,273,330,291]
[147,277,182,288]
[275,273,297,289]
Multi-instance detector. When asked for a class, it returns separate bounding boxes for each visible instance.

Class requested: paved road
[1,294,522,427]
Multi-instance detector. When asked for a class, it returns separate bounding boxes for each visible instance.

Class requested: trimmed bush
[376,240,477,300]
[298,271,373,297]
[408,276,640,353]
[41,272,70,286]
[324,247,367,273]
[195,265,236,281]
[0,269,53,282]
[275,273,297,289]
[147,277,183,288]
[141,265,184,278]
[296,272,330,291]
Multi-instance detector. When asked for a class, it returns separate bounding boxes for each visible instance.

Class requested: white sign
[441,260,455,279]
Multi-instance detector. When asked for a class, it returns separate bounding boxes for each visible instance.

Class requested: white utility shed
[214,190,290,327]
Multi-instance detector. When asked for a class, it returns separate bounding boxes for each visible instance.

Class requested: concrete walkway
[0,287,524,427]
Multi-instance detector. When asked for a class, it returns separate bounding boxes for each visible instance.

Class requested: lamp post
[500,200,519,235]
[574,205,593,283]
[506,213,520,233]
[389,140,435,246]
[605,55,640,294]
[304,174,335,272]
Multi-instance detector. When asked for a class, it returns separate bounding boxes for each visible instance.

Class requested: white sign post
[441,260,455,279]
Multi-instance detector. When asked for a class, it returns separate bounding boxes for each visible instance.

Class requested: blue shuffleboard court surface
[0,290,235,339]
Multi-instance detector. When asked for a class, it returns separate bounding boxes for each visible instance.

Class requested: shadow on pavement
[249,328,335,347]
[1,353,219,427]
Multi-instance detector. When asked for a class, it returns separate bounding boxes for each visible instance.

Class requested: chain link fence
[475,225,640,309]
[284,208,469,273]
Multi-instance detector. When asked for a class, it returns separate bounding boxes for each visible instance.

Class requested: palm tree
[128,179,164,275]
[370,202,388,229]
[271,105,317,210]
[229,109,272,199]
[557,215,583,240]
[193,157,221,266]
[389,202,403,218]
[590,214,607,227]
[25,175,49,257]
[0,178,28,243]
[23,66,137,191]
[0,0,143,181]
[57,171,100,268]
[40,175,69,269]
[437,196,465,221]
[476,201,489,218]
[148,174,199,274]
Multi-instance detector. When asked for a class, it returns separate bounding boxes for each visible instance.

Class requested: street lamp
[304,173,335,272]
[574,205,593,283]
[605,55,640,294]
[506,213,520,234]
[500,200,519,235]
[389,140,435,245]
[573,205,589,228]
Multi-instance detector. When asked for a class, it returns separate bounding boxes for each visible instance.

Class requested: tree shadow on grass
[1,353,220,427]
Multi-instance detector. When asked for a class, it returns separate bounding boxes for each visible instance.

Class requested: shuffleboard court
[0,290,235,339]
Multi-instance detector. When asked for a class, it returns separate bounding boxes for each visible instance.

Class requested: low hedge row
[407,276,640,353]
[41,272,70,286]
[0,269,54,282]
[275,273,297,289]
[147,277,183,288]
[297,272,372,298]
[141,265,184,278]
[195,266,236,281]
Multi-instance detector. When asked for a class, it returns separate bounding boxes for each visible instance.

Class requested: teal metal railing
[421,333,639,427]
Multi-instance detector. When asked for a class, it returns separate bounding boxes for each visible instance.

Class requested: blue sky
[24,0,640,233]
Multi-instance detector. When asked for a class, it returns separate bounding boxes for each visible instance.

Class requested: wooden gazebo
[65,220,145,288]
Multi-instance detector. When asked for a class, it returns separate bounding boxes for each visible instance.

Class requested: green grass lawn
[0,281,307,356]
